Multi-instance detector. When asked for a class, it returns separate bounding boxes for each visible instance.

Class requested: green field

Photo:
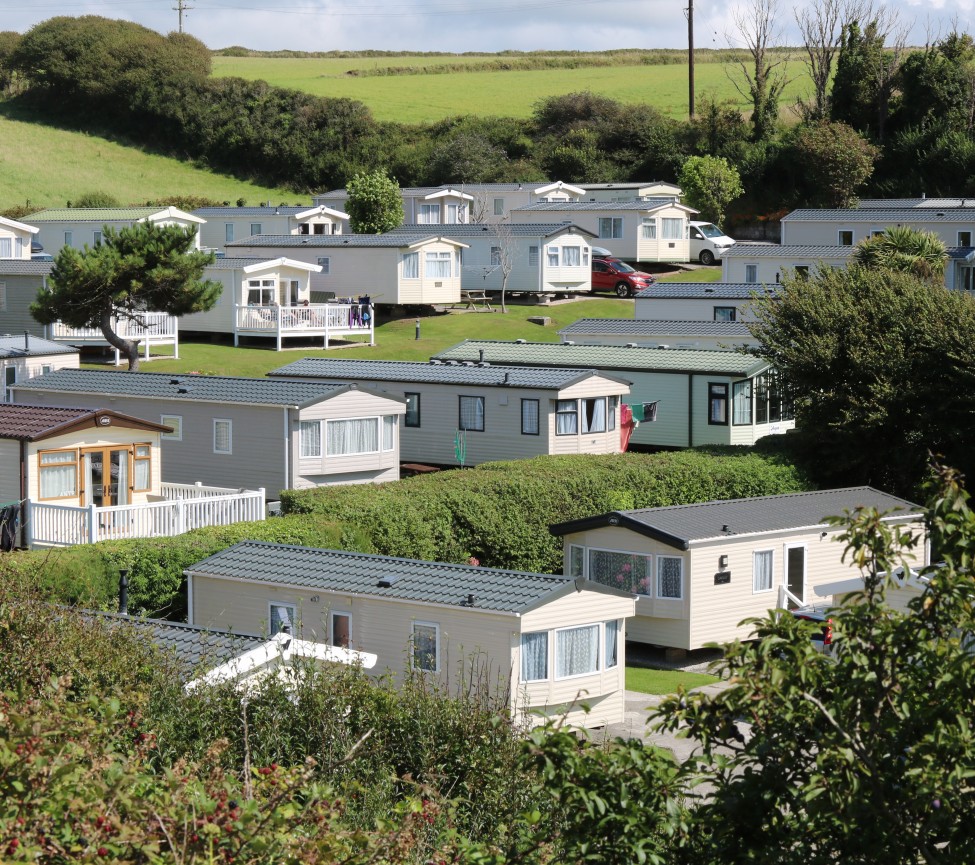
[0,108,294,213]
[211,55,813,124]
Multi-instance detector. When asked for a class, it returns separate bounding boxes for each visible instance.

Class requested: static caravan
[780,206,975,249]
[0,260,54,336]
[432,340,794,448]
[0,216,39,261]
[558,318,759,351]
[510,200,697,263]
[578,181,683,203]
[550,488,925,651]
[226,234,468,306]
[720,244,856,285]
[11,369,405,496]
[269,357,631,466]
[25,207,206,257]
[193,205,349,253]
[633,283,776,323]
[0,334,79,402]
[313,181,585,225]
[391,222,595,295]
[186,540,636,728]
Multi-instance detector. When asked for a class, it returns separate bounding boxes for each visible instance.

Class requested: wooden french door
[82,447,130,507]
[785,544,806,608]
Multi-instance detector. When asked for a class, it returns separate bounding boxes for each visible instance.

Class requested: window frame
[838,229,854,246]
[587,545,654,596]
[213,419,233,454]
[132,443,152,492]
[382,415,396,452]
[598,217,623,239]
[299,420,322,458]
[268,602,297,637]
[605,619,620,669]
[641,217,657,239]
[528,246,539,266]
[521,398,540,435]
[661,217,683,240]
[520,631,549,682]
[249,223,262,236]
[326,416,381,456]
[708,382,729,426]
[656,555,684,600]
[581,397,607,434]
[425,250,452,279]
[402,251,419,279]
[404,392,421,428]
[546,246,559,267]
[160,414,182,441]
[418,203,441,224]
[753,549,775,594]
[493,198,505,216]
[92,230,103,246]
[713,306,736,322]
[554,622,601,680]
[959,231,973,247]
[458,395,485,432]
[64,231,73,248]
[225,223,234,243]
[330,610,352,648]
[562,246,581,267]
[37,448,79,501]
[316,256,331,274]
[490,246,502,266]
[412,621,440,672]
[732,379,753,426]
[555,398,578,436]
[744,264,758,284]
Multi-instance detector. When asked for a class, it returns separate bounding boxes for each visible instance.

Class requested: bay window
[38,449,78,499]
[402,252,419,279]
[300,420,322,457]
[426,251,452,278]
[562,246,581,266]
[662,218,683,240]
[657,556,683,599]
[520,631,548,681]
[547,246,559,266]
[418,204,440,224]
[581,397,606,433]
[605,620,620,668]
[556,399,578,435]
[732,380,752,425]
[382,415,396,451]
[642,217,657,239]
[327,417,379,455]
[589,549,652,595]
[555,624,600,678]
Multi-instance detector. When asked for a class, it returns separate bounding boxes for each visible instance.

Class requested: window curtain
[753,550,773,592]
[582,398,606,433]
[562,246,581,266]
[642,218,657,239]
[662,218,682,239]
[327,418,379,455]
[382,415,396,451]
[605,620,619,668]
[116,452,128,506]
[547,247,559,266]
[459,396,484,431]
[403,252,419,279]
[426,252,451,278]
[270,604,295,635]
[83,453,93,504]
[521,399,539,434]
[521,631,548,681]
[556,400,578,435]
[657,557,683,598]
[40,459,77,499]
[413,624,438,671]
[733,380,752,425]
[589,550,651,594]
[214,421,232,453]
[556,625,599,677]
[134,449,150,491]
[300,421,322,457]
[0,238,11,258]
[608,396,617,431]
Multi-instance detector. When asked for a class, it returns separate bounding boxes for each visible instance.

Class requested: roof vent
[515,338,527,344]
[657,344,670,349]
[479,361,490,367]
[705,288,714,293]
[564,340,575,346]
[626,342,639,348]
[177,387,190,394]
[464,593,477,606]
[722,524,731,534]
[503,371,511,385]
[376,575,402,588]
[446,360,459,366]
[462,360,475,366]
[170,378,181,384]
[429,359,443,365]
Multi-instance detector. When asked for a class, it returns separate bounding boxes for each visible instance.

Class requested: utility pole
[173,0,193,33]
[686,0,695,119]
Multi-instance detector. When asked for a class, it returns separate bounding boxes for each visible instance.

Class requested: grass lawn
[656,267,723,283]
[131,296,633,377]
[211,56,811,124]
[625,666,719,695]
[0,105,294,213]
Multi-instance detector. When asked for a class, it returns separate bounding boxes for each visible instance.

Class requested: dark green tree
[749,264,975,496]
[678,155,744,224]
[658,466,975,865]
[344,170,404,233]
[0,30,20,92]
[31,222,219,371]
[896,32,975,134]
[790,121,878,207]
[853,225,948,284]
[71,191,122,209]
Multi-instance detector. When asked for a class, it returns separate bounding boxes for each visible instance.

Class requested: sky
[7,0,974,52]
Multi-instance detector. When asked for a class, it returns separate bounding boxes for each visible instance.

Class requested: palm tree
[852,225,948,284]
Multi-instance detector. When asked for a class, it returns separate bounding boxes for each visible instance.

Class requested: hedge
[280,449,812,574]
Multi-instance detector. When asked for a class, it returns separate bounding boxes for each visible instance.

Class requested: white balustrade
[234,302,374,350]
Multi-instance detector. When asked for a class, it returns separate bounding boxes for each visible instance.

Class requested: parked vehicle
[791,605,835,656]
[689,221,735,265]
[591,257,656,297]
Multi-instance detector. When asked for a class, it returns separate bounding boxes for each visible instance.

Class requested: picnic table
[457,289,493,311]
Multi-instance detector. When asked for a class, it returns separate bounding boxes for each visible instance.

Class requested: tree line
[2,12,975,218]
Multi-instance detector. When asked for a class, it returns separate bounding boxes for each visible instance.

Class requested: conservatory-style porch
[234,302,374,350]
[25,481,265,548]
[45,313,179,364]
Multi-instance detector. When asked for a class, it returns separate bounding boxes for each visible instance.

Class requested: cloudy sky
[10,0,973,52]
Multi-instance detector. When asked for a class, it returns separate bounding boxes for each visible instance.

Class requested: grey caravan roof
[193,206,309,217]
[513,200,686,213]
[558,318,753,338]
[857,198,975,209]
[11,368,372,408]
[782,208,975,223]
[315,182,550,202]
[0,334,77,357]
[634,282,776,300]
[0,260,54,276]
[721,244,857,259]
[433,340,769,377]
[185,540,631,614]
[225,233,450,249]
[550,487,923,550]
[387,223,598,239]
[269,357,631,390]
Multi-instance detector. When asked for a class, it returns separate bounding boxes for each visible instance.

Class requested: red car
[591,257,656,297]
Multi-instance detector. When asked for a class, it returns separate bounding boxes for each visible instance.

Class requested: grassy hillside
[211,54,813,124]
[0,108,295,212]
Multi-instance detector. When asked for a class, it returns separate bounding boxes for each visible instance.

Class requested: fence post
[177,497,185,536]
[259,488,266,521]
[88,503,97,545]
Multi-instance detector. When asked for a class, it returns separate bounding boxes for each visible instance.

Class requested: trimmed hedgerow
[5,516,372,615]
[281,449,812,574]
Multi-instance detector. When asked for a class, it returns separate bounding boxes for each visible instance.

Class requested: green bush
[281,450,812,573]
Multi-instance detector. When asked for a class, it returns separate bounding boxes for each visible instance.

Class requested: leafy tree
[687,94,750,157]
[678,155,744,224]
[790,121,878,207]
[896,32,975,135]
[0,30,20,92]
[658,466,975,864]
[852,225,948,284]
[538,127,617,183]
[71,191,121,208]
[749,264,975,496]
[425,132,508,184]
[344,170,404,234]
[31,222,219,371]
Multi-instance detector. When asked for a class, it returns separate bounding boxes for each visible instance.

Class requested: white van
[689,221,736,265]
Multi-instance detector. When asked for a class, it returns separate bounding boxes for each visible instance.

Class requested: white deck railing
[26,483,265,548]
[46,312,179,364]
[234,302,374,350]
